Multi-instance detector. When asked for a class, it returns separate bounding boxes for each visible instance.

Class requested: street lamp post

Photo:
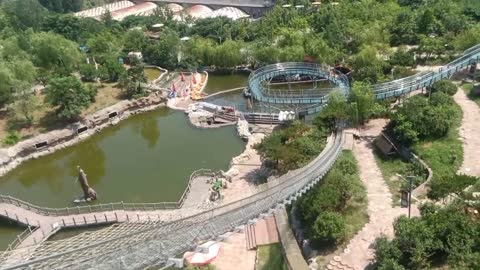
[396,174,415,218]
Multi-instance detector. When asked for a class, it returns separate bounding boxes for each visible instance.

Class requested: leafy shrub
[311,212,346,244]
[428,174,478,200]
[374,206,480,269]
[389,93,460,144]
[3,130,21,145]
[430,80,458,96]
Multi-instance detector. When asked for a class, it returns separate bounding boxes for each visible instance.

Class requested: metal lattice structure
[248,45,480,114]
[1,44,480,270]
[0,132,345,270]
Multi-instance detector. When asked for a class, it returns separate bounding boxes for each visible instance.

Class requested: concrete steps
[245,223,257,250]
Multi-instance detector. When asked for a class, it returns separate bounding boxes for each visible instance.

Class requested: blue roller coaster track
[248,44,480,115]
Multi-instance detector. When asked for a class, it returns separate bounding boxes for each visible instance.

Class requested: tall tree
[2,0,47,30]
[31,32,82,75]
[46,76,97,120]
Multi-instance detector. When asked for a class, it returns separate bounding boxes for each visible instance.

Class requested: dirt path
[454,88,480,177]
[326,120,419,270]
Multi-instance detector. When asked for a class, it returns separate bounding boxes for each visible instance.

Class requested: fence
[5,227,38,252]
[0,169,216,217]
[382,133,433,198]
[0,132,344,270]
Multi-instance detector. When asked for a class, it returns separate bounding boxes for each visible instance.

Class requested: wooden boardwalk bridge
[0,172,213,258]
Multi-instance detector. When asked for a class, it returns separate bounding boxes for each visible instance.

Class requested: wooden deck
[0,175,213,261]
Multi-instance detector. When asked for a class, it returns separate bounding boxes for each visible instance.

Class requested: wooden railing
[0,169,216,217]
[5,227,38,251]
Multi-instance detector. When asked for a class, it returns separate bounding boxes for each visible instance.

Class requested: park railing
[248,62,350,104]
[0,169,216,217]
[0,132,344,270]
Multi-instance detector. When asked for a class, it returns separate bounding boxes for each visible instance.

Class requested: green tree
[390,47,416,67]
[390,10,418,46]
[417,35,445,60]
[390,93,459,144]
[311,211,346,244]
[0,65,15,107]
[11,83,39,124]
[119,59,147,98]
[453,24,480,51]
[374,237,403,269]
[314,91,348,132]
[103,56,125,82]
[144,28,180,69]
[79,64,98,82]
[87,32,121,62]
[31,32,82,75]
[41,14,82,41]
[428,174,478,200]
[430,80,458,96]
[46,76,97,120]
[348,82,375,126]
[123,29,148,53]
[39,0,83,13]
[2,0,47,30]
[351,46,385,83]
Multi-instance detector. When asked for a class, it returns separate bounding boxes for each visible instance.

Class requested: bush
[255,121,326,173]
[428,174,478,200]
[3,130,21,145]
[389,94,460,144]
[430,80,458,96]
[311,212,346,244]
[79,64,97,82]
[374,206,480,269]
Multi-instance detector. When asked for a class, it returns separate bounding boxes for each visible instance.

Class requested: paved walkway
[326,120,419,270]
[212,232,256,270]
[454,88,480,177]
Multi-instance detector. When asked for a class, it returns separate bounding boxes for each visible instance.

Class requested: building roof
[185,5,213,19]
[74,0,134,19]
[207,7,249,20]
[111,2,158,21]
[166,3,184,13]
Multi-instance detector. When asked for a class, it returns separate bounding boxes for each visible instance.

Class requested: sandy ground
[454,87,480,177]
[326,119,419,270]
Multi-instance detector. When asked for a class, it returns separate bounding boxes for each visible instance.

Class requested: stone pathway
[212,232,256,270]
[326,120,419,270]
[454,88,480,177]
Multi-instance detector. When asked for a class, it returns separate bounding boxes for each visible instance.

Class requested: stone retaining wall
[0,92,167,177]
[275,208,309,270]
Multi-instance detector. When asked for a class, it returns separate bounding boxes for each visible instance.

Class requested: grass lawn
[411,102,463,185]
[82,82,123,115]
[255,243,288,270]
[461,82,480,107]
[0,83,123,146]
[374,153,410,205]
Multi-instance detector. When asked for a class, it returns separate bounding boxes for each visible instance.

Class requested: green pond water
[203,73,249,94]
[0,218,24,251]
[0,108,244,206]
[145,67,162,82]
[0,74,247,250]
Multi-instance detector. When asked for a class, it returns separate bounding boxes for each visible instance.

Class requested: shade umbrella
[192,73,197,84]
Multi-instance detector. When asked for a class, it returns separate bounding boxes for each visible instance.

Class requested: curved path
[326,120,419,270]
[454,86,480,177]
